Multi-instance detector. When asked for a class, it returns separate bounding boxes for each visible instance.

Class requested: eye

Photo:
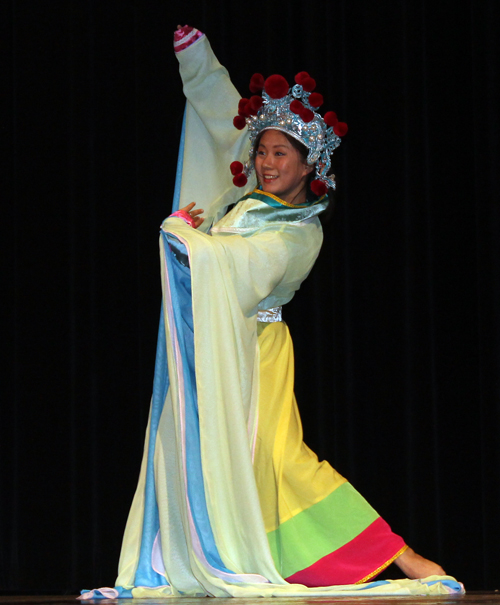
[275,151,285,156]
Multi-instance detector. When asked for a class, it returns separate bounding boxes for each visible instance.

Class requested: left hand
[180,202,205,229]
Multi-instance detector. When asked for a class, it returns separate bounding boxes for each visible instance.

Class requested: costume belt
[257,307,282,323]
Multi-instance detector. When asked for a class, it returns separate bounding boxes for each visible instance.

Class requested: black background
[3,0,499,594]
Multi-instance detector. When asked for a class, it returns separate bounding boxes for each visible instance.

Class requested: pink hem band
[171,210,196,228]
[174,28,204,53]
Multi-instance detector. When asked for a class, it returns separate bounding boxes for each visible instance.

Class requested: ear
[302,163,314,177]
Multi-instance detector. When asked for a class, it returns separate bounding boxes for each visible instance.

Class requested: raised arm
[176,28,242,151]
[172,27,255,230]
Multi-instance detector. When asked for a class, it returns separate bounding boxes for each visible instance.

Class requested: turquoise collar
[212,189,329,234]
[238,188,327,210]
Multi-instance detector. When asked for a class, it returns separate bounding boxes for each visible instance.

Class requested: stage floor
[0,594,499,605]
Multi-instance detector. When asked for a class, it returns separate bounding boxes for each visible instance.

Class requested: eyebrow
[258,143,289,149]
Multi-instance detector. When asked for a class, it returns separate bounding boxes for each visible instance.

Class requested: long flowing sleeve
[175,37,256,230]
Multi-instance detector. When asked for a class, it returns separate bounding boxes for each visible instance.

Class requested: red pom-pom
[264,74,289,99]
[233,115,247,130]
[290,100,304,114]
[230,161,244,175]
[308,92,323,108]
[233,173,248,187]
[324,111,338,127]
[238,98,250,115]
[300,108,314,123]
[249,73,265,93]
[302,76,316,92]
[248,95,263,114]
[295,71,310,86]
[310,179,328,197]
[333,121,348,136]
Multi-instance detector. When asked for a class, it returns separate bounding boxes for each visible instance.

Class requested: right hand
[175,24,192,36]
[180,202,205,229]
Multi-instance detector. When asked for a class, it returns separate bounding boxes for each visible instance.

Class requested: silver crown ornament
[230,72,348,193]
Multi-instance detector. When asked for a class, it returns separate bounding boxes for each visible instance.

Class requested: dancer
[81,26,460,599]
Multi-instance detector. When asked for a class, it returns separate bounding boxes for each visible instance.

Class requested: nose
[262,154,275,170]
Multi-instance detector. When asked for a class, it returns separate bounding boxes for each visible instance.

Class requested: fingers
[178,202,205,230]
[180,202,204,215]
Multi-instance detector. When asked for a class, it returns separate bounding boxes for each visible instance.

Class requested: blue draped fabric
[133,106,187,586]
[133,305,170,586]
[162,233,233,575]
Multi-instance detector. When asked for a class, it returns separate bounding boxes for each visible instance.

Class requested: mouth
[262,174,278,183]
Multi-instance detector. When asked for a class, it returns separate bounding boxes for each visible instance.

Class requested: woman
[81,26,460,599]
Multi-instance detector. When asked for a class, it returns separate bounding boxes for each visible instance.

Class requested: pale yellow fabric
[213,198,325,311]
[116,417,151,587]
[177,36,256,230]
[126,575,462,598]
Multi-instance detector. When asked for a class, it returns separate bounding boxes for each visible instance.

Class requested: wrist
[173,26,204,53]
[170,209,196,228]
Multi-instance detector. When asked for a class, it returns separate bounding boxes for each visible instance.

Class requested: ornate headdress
[230,72,348,197]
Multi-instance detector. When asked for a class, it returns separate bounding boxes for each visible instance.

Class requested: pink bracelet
[171,209,196,228]
[174,26,204,53]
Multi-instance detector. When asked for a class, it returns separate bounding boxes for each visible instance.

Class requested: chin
[258,178,291,200]
[261,182,280,194]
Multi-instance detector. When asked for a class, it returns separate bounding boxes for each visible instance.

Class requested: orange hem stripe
[355,544,409,584]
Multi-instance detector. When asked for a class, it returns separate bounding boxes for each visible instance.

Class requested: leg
[395,546,446,579]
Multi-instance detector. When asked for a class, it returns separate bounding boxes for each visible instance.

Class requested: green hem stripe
[267,482,379,578]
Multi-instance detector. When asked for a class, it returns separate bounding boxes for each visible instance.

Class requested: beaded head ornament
[230,72,348,197]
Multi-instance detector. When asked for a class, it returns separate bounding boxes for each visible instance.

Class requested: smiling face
[254,130,313,205]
